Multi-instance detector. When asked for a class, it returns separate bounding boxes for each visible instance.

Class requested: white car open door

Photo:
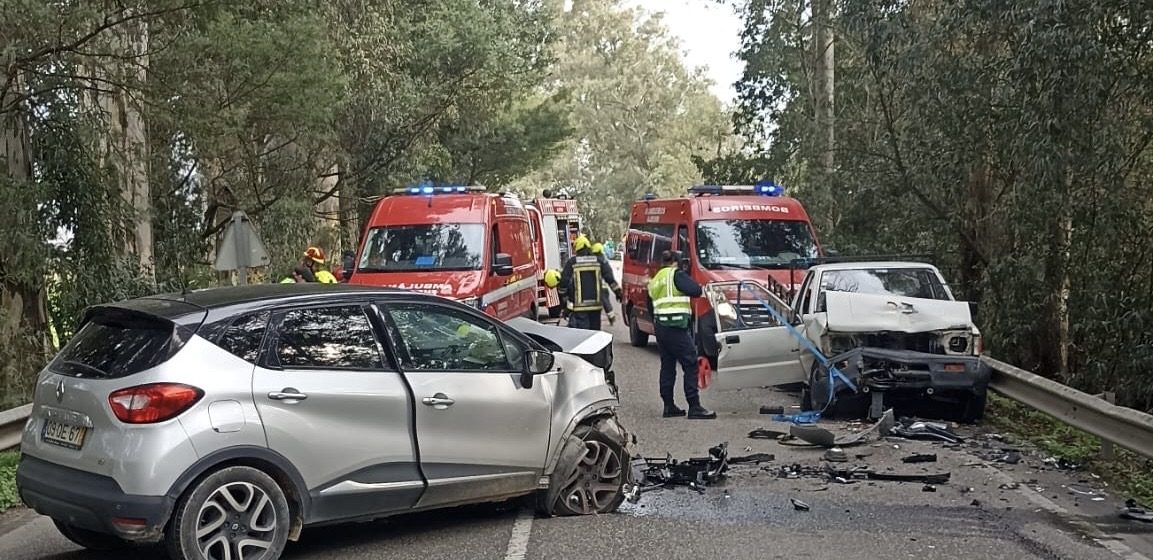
[704,281,806,390]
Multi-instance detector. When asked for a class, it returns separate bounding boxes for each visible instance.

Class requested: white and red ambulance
[349,185,540,321]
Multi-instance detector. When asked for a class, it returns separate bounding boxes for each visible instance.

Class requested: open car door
[705,281,806,390]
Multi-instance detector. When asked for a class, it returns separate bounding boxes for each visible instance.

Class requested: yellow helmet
[591,242,604,254]
[573,235,591,252]
[543,269,561,288]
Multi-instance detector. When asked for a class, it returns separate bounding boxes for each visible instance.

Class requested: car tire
[53,520,131,551]
[166,466,291,560]
[959,391,987,423]
[539,423,628,517]
[808,362,868,419]
[628,308,649,347]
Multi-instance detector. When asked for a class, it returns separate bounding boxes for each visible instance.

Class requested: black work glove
[613,288,624,303]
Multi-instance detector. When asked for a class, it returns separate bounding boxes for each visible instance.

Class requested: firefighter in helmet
[559,235,621,330]
[303,246,338,284]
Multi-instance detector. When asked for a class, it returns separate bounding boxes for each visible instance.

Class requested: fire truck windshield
[695,219,818,269]
[358,223,485,272]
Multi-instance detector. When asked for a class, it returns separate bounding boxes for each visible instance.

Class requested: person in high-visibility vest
[647,249,715,419]
[559,235,621,330]
[590,243,617,325]
[303,246,338,283]
[280,265,313,283]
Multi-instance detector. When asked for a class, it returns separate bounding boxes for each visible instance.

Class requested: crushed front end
[812,347,991,421]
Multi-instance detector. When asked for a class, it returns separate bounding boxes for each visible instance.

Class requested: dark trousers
[601,287,613,314]
[568,310,602,330]
[655,323,700,407]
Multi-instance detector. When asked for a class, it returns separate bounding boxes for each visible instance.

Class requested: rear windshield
[50,312,184,379]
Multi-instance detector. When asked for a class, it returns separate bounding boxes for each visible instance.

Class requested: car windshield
[358,223,485,272]
[695,219,818,269]
[821,268,952,300]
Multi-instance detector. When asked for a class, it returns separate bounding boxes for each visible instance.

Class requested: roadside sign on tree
[214,211,270,285]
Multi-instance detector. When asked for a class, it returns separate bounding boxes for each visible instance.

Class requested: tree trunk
[0,55,50,404]
[336,164,362,253]
[85,11,154,279]
[813,0,835,176]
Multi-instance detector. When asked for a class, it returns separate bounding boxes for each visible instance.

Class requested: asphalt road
[2,272,1152,559]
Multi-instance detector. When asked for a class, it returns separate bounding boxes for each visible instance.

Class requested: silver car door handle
[422,394,455,407]
[268,389,308,401]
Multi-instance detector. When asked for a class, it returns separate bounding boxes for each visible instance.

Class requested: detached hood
[505,317,612,355]
[824,291,973,333]
[350,270,483,299]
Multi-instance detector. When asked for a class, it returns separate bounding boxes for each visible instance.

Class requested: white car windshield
[358,223,485,272]
[821,268,951,300]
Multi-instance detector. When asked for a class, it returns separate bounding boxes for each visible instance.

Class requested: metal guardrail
[984,356,1153,460]
[0,358,1152,460]
[0,404,31,452]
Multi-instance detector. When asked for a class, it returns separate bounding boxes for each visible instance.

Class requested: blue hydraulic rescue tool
[740,285,859,424]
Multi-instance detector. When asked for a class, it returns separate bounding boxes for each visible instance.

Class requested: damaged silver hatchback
[702,262,990,422]
[17,284,630,560]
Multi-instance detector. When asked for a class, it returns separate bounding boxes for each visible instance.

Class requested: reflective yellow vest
[648,265,691,328]
[568,256,603,312]
[315,270,338,284]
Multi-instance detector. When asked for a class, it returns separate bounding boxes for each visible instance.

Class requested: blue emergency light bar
[689,181,785,197]
[392,183,486,195]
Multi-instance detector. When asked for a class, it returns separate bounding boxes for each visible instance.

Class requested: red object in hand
[697,357,713,390]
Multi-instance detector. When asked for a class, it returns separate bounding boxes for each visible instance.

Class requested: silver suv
[17,284,630,560]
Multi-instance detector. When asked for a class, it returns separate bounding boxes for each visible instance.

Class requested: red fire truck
[526,195,583,318]
[621,183,824,358]
[348,185,540,321]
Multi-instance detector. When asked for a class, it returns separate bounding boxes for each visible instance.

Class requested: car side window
[384,304,514,372]
[217,311,270,363]
[272,305,385,370]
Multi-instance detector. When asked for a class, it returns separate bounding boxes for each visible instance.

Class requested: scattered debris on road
[748,428,788,440]
[823,448,849,462]
[790,498,811,511]
[729,452,775,464]
[902,453,938,464]
[783,409,896,448]
[626,443,730,503]
[759,405,785,415]
[1122,499,1153,523]
[891,418,963,444]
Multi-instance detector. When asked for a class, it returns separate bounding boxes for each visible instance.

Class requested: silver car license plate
[42,420,88,449]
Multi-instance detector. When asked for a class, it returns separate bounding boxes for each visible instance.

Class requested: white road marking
[503,508,534,560]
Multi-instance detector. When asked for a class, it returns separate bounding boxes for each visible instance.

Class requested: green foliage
[0,0,731,408]
[987,395,1153,507]
[0,451,18,512]
[512,0,735,240]
[731,0,1153,411]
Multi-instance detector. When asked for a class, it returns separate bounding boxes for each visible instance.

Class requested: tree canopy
[729,0,1153,411]
[0,0,735,406]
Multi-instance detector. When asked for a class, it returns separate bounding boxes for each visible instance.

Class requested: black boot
[662,404,686,418]
[687,405,717,419]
